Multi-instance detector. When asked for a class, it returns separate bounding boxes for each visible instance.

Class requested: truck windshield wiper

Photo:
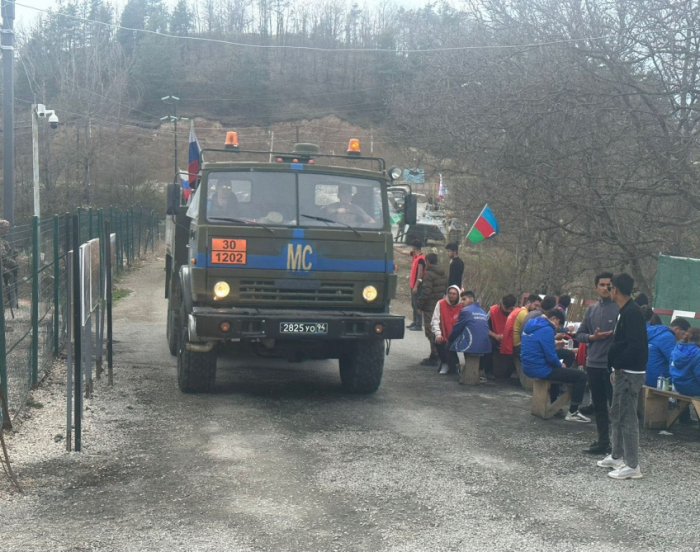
[208,216,274,234]
[300,214,361,237]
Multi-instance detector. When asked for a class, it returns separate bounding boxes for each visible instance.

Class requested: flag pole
[466,204,488,240]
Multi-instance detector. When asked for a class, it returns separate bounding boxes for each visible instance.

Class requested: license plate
[280,322,328,334]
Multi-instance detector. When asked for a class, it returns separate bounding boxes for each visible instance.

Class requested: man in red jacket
[487,294,517,379]
[431,285,464,374]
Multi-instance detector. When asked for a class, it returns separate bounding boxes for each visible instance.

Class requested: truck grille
[238,280,355,303]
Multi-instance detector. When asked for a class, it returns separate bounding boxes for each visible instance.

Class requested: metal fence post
[105,220,113,386]
[0,249,9,429]
[53,214,60,356]
[72,214,82,452]
[31,215,39,387]
[137,206,142,257]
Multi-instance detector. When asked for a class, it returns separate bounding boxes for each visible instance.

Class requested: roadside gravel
[1,256,699,551]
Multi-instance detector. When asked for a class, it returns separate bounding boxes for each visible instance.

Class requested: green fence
[0,207,160,423]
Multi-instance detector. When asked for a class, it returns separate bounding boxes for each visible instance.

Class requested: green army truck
[165,137,418,394]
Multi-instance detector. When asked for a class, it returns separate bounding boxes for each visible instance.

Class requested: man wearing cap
[208,182,238,219]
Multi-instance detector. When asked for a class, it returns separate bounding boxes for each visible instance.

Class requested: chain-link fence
[1,207,161,424]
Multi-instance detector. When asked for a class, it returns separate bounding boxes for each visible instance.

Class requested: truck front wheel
[339,340,385,394]
[177,325,217,393]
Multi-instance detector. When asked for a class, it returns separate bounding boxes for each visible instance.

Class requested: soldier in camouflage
[0,219,18,308]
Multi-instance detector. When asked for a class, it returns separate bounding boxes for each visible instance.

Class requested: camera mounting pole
[31,104,59,217]
[2,0,15,225]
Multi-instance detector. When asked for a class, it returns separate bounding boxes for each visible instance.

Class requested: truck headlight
[362,285,378,302]
[213,281,230,298]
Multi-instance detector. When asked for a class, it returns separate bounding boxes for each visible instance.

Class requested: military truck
[165,135,418,394]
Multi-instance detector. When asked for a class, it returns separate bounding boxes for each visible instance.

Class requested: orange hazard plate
[211,238,247,252]
[211,251,247,265]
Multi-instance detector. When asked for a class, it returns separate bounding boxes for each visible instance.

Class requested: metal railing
[0,207,161,426]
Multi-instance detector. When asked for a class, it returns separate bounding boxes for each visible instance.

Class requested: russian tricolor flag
[467,204,499,243]
[185,120,201,200]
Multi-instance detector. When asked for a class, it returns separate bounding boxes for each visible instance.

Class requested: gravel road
[1,257,700,551]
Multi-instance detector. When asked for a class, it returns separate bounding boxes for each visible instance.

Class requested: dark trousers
[436,341,448,364]
[587,366,613,445]
[557,349,575,368]
[411,287,422,328]
[546,367,587,406]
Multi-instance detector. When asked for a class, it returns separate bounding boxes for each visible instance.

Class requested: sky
[13,0,446,29]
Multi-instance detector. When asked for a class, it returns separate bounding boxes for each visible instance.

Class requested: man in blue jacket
[448,291,492,385]
[670,328,700,398]
[521,310,590,423]
[642,306,676,387]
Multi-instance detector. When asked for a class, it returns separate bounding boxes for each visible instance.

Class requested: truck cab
[165,138,417,394]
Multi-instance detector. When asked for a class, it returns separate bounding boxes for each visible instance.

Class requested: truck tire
[177,325,217,393]
[166,298,179,356]
[339,340,385,394]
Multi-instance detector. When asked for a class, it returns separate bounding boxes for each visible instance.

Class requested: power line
[11,1,619,54]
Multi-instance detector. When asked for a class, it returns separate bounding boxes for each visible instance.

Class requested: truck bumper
[188,307,405,341]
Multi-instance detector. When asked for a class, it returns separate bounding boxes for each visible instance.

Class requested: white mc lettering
[287,244,313,271]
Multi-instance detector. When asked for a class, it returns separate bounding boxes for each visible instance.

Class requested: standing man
[417,253,448,367]
[576,272,619,454]
[597,273,648,480]
[394,240,425,331]
[431,285,464,374]
[445,242,464,290]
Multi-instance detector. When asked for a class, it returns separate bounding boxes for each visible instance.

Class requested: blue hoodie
[670,342,700,397]
[448,301,492,355]
[645,324,676,387]
[520,316,561,379]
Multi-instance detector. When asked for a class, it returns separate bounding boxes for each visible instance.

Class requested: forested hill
[10,0,700,297]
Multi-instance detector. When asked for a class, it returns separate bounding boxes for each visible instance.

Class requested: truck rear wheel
[166,298,179,356]
[339,340,385,394]
[177,326,217,393]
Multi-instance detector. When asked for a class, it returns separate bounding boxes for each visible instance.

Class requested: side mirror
[166,183,182,215]
[404,193,418,226]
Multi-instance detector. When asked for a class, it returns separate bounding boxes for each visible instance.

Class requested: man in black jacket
[596,273,648,480]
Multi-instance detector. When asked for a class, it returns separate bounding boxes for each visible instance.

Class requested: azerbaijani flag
[467,204,499,243]
[186,120,201,200]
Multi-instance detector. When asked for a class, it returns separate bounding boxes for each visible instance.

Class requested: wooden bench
[532,379,573,419]
[643,386,700,429]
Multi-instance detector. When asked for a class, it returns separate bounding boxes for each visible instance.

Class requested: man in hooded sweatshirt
[417,253,448,367]
[432,285,464,374]
[670,327,700,399]
[520,309,591,423]
[642,306,676,388]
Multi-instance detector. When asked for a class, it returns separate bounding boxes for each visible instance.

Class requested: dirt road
[1,258,699,551]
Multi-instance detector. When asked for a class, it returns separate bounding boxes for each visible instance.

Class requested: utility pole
[2,0,15,225]
[161,96,186,180]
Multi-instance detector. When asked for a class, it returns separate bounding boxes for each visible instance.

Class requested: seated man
[521,309,591,423]
[208,182,239,219]
[448,290,493,384]
[323,185,375,225]
[431,285,464,374]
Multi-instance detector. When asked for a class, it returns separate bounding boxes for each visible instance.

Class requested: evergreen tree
[170,0,192,36]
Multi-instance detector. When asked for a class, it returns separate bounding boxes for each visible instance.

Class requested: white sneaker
[438,363,450,375]
[597,454,625,469]
[565,410,591,423]
[608,465,643,480]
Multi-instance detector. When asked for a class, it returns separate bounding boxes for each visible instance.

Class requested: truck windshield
[205,171,384,229]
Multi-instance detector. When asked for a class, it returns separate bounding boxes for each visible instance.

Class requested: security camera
[36,104,47,117]
[48,113,59,129]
